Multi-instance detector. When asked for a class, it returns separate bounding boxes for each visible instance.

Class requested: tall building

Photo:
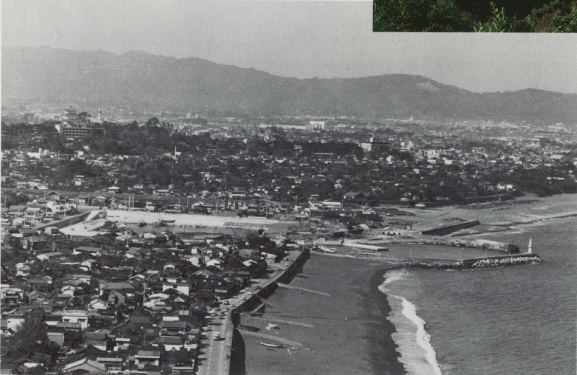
[57,107,94,138]
[306,121,326,131]
[361,137,389,154]
[60,123,94,138]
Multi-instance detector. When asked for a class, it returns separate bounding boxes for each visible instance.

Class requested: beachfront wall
[106,209,286,227]
[230,249,309,322]
[421,220,480,236]
[224,250,309,373]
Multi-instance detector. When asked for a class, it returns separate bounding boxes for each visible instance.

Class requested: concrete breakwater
[421,220,480,236]
[422,238,508,251]
[349,238,510,251]
[312,248,543,270]
[405,253,543,270]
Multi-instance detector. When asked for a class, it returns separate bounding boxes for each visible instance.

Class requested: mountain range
[2,46,576,123]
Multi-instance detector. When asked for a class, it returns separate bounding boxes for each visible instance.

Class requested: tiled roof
[158,336,183,344]
[159,320,187,329]
[136,349,160,357]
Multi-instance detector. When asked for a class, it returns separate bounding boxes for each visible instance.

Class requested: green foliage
[13,365,47,375]
[549,2,577,31]
[300,141,363,158]
[3,193,31,207]
[64,330,84,349]
[375,0,576,31]
[425,0,475,30]
[475,0,576,31]
[374,0,474,31]
[474,2,512,31]
[10,313,52,356]
[323,211,341,220]
[245,232,279,255]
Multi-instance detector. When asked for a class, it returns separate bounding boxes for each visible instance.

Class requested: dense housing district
[1,107,577,374]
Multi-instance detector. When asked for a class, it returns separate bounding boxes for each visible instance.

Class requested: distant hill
[2,46,576,123]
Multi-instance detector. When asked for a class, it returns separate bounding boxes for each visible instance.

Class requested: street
[196,313,230,375]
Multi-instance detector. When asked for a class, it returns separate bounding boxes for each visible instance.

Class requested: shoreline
[241,255,406,375]
[380,268,443,375]
[366,266,407,375]
[240,195,577,374]
[489,211,577,226]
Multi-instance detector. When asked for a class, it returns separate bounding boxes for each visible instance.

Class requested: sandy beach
[404,193,577,231]
[238,194,577,375]
[239,254,405,375]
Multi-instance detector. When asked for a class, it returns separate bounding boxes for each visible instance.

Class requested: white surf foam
[380,270,443,375]
[399,296,443,375]
[380,269,406,289]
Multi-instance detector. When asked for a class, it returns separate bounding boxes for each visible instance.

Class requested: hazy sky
[3,0,577,93]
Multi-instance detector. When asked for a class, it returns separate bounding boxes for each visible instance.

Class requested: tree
[375,0,576,32]
[374,0,474,31]
[13,365,47,375]
[145,117,162,128]
[78,112,92,122]
[549,2,577,31]
[64,330,84,349]
[10,313,51,356]
[474,2,514,31]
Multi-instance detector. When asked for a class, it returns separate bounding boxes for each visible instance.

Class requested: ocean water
[381,217,577,375]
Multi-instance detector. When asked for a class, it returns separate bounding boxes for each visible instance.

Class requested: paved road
[196,287,264,375]
[196,313,230,375]
[196,254,303,374]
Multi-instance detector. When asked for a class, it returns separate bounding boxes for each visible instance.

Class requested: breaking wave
[380,269,443,375]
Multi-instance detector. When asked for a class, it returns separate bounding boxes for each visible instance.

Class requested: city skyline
[2,0,577,94]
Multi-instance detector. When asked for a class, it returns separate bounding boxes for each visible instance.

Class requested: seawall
[225,249,309,372]
[421,220,480,236]
[231,249,309,320]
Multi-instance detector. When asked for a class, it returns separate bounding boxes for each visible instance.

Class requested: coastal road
[196,253,303,374]
[196,285,272,375]
[196,314,230,375]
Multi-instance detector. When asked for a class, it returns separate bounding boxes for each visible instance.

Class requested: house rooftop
[158,336,183,344]
[159,320,188,329]
[136,349,161,357]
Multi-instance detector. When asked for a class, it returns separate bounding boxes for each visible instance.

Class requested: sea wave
[398,296,443,375]
[380,270,443,375]
[380,269,407,288]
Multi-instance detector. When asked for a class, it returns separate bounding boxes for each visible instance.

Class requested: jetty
[406,253,542,270]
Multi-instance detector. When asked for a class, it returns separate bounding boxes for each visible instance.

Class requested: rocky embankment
[405,254,543,270]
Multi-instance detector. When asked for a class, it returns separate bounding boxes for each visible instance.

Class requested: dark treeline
[374,0,577,32]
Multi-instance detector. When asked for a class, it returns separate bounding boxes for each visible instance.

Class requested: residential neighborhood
[1,107,577,375]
